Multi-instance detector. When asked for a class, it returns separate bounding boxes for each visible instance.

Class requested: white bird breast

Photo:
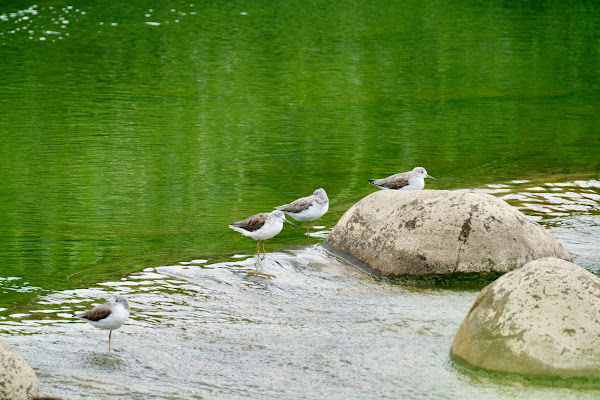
[89,304,130,331]
[405,176,425,190]
[289,201,329,221]
[233,219,284,240]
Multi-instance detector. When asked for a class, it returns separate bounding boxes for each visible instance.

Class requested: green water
[1,1,600,398]
[1,0,599,300]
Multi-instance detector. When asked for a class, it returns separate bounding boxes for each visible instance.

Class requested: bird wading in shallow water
[229,210,297,262]
[74,296,130,352]
[275,188,329,237]
[369,167,440,190]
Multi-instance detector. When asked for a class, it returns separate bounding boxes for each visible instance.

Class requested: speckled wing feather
[275,196,315,214]
[78,302,113,321]
[369,173,410,189]
[230,213,268,232]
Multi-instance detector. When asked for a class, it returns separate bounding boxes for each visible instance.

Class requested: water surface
[1,0,599,398]
[3,178,600,398]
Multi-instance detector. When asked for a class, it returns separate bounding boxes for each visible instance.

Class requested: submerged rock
[451,257,600,378]
[0,339,39,399]
[323,190,569,277]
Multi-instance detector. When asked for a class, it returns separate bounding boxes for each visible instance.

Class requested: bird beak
[283,218,297,227]
[426,174,441,182]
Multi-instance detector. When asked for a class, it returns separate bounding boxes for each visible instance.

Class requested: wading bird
[275,188,329,237]
[74,296,130,352]
[229,210,297,261]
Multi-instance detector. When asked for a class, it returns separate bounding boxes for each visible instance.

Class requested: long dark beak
[283,218,298,227]
[426,174,441,182]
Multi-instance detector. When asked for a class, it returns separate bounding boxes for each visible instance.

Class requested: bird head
[413,167,441,182]
[272,210,297,226]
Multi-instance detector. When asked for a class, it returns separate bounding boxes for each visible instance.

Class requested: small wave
[468,179,600,219]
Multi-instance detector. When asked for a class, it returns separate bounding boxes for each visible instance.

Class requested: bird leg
[261,240,266,259]
[108,330,112,352]
[256,240,260,261]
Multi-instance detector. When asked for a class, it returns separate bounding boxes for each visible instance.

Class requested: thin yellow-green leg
[255,241,261,264]
[261,240,266,259]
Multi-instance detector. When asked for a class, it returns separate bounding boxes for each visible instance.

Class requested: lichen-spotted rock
[0,339,39,399]
[451,258,600,378]
[323,190,569,277]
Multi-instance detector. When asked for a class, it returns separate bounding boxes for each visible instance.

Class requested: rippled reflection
[2,0,599,397]
[467,179,600,220]
[1,180,599,398]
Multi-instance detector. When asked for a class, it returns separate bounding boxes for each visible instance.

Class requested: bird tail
[73,311,87,319]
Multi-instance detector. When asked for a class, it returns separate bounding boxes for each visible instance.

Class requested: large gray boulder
[0,339,39,399]
[323,190,569,277]
[451,258,600,378]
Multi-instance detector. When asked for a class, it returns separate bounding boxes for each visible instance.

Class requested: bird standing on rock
[275,188,329,237]
[369,167,440,190]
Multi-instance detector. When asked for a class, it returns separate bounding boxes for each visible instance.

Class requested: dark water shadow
[81,351,127,370]
[449,357,600,391]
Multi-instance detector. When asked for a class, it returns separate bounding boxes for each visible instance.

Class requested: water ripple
[467,179,600,220]
[1,180,599,399]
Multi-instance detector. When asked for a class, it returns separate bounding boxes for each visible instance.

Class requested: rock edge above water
[323,190,569,277]
[451,257,600,378]
[0,338,39,400]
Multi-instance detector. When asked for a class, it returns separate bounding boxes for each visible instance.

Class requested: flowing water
[1,1,599,399]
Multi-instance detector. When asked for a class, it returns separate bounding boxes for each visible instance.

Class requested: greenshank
[275,188,329,237]
[229,210,297,261]
[369,167,440,190]
[74,296,130,352]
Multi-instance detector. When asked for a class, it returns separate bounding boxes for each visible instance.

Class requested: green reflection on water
[0,0,599,302]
